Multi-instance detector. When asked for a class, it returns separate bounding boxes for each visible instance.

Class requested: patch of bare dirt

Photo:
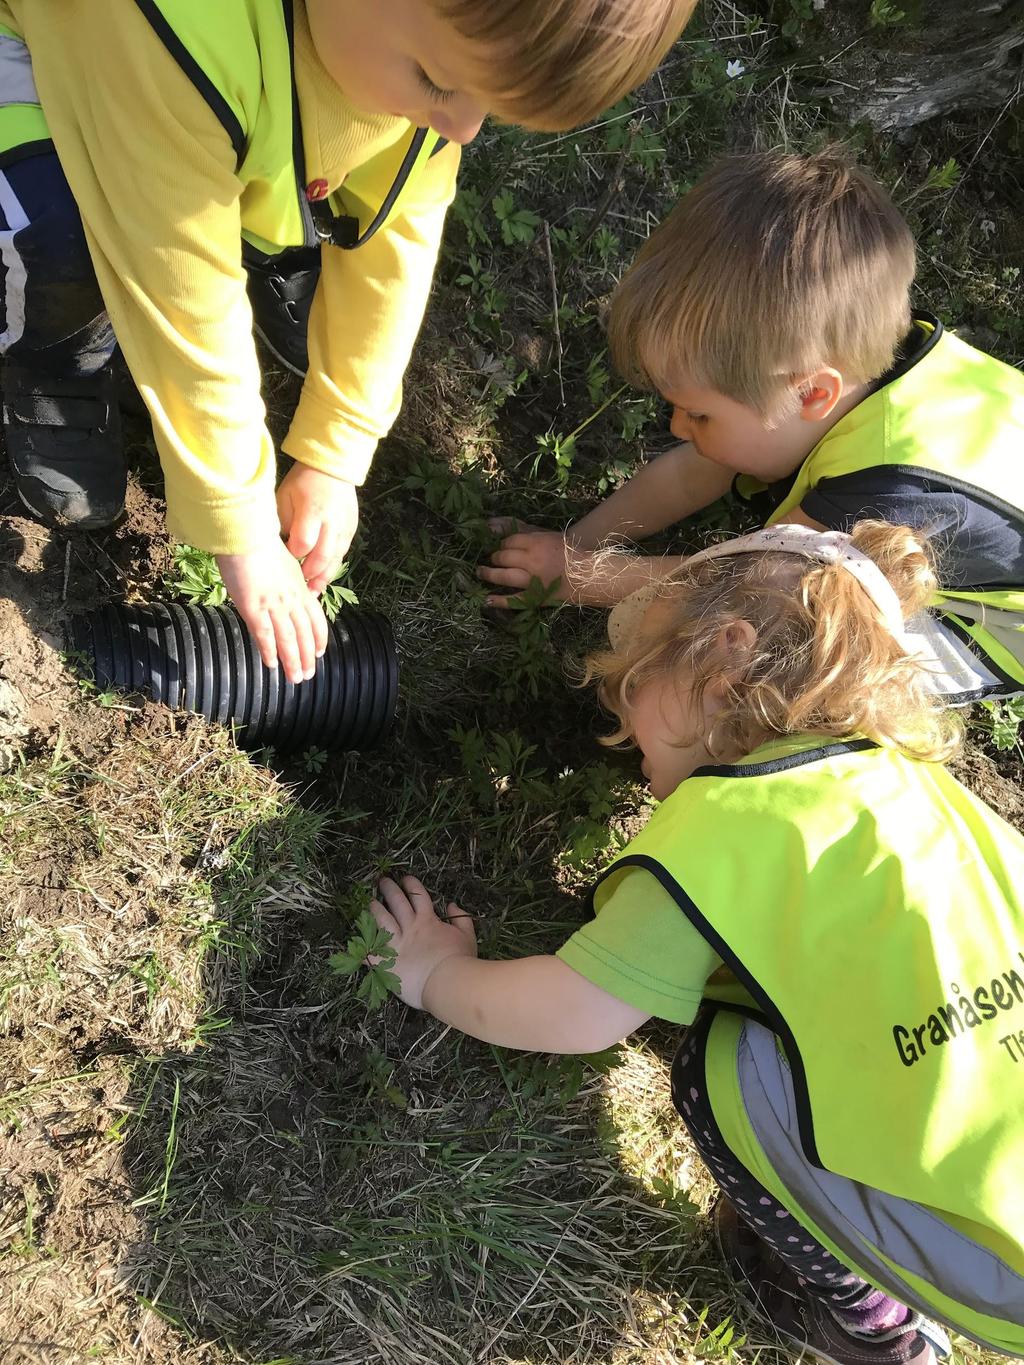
[0,466,172,762]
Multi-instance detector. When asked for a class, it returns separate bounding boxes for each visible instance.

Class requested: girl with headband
[367,521,1024,1365]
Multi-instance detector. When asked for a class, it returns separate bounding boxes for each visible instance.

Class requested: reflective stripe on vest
[731,1016,1024,1352]
[589,736,1024,1275]
[0,33,38,106]
[0,27,51,166]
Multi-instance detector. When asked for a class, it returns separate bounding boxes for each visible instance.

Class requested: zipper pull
[306,180,359,248]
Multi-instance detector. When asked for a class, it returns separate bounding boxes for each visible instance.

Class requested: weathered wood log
[810,0,1024,131]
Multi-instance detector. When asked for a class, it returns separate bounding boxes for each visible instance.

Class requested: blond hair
[586,522,960,764]
[608,149,916,419]
[433,0,697,131]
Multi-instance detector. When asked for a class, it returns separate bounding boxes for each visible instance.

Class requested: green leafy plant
[168,544,226,606]
[921,157,960,194]
[320,563,359,622]
[328,908,401,1010]
[302,746,328,774]
[983,697,1024,751]
[590,225,620,269]
[492,190,541,246]
[869,0,906,25]
[449,185,492,249]
[533,383,629,489]
[404,454,487,531]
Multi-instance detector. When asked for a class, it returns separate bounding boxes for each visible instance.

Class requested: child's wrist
[420,950,472,1016]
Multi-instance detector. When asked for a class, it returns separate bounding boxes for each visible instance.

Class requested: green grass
[2,1,1021,1360]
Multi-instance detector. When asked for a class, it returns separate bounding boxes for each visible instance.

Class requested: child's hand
[478,521,584,607]
[369,875,477,1010]
[217,541,328,684]
[277,464,360,594]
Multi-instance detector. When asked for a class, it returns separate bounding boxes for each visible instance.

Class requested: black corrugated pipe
[70,602,398,752]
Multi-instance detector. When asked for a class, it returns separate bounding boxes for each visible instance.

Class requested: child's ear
[707,619,757,698]
[795,366,844,421]
[719,618,757,656]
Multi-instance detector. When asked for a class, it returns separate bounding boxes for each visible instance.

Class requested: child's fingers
[368,898,400,941]
[487,516,524,536]
[446,903,477,943]
[476,564,531,589]
[288,603,318,681]
[267,604,303,684]
[489,517,544,537]
[286,511,322,562]
[300,522,337,592]
[487,548,532,569]
[499,532,548,551]
[301,593,329,658]
[245,609,279,669]
[377,876,415,928]
[483,594,515,610]
[400,875,435,912]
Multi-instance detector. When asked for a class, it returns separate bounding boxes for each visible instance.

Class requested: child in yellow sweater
[0,0,693,682]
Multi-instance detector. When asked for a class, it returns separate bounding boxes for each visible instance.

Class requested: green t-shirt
[557,866,733,1024]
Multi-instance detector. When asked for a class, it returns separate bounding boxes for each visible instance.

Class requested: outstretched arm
[571,442,735,548]
[369,876,650,1053]
[479,444,734,607]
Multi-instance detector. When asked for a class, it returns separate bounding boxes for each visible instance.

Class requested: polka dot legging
[672,1008,892,1318]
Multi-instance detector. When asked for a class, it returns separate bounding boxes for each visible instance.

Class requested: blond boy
[482,150,1024,700]
[0,0,693,683]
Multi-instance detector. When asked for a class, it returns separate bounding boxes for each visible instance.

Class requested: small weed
[982,697,1024,751]
[533,383,630,489]
[168,544,227,607]
[534,429,578,487]
[492,189,541,246]
[302,746,329,774]
[359,1047,408,1110]
[329,908,401,1010]
[869,0,906,25]
[320,562,359,622]
[921,157,960,195]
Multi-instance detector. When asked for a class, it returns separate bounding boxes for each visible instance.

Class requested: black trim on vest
[691,736,878,781]
[348,127,428,248]
[589,851,824,1167]
[430,136,449,158]
[133,0,247,166]
[869,310,943,394]
[0,138,55,170]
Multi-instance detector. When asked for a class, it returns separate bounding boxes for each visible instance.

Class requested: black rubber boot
[243,244,321,377]
[2,362,127,529]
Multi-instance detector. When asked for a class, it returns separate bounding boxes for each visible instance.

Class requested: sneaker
[714,1199,951,1365]
[2,362,126,529]
[243,244,321,377]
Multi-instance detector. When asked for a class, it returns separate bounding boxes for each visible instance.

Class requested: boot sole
[14,482,124,531]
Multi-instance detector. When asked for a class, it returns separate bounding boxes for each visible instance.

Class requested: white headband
[607,524,908,652]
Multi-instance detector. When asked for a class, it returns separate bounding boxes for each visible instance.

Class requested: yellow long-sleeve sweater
[0,0,460,553]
